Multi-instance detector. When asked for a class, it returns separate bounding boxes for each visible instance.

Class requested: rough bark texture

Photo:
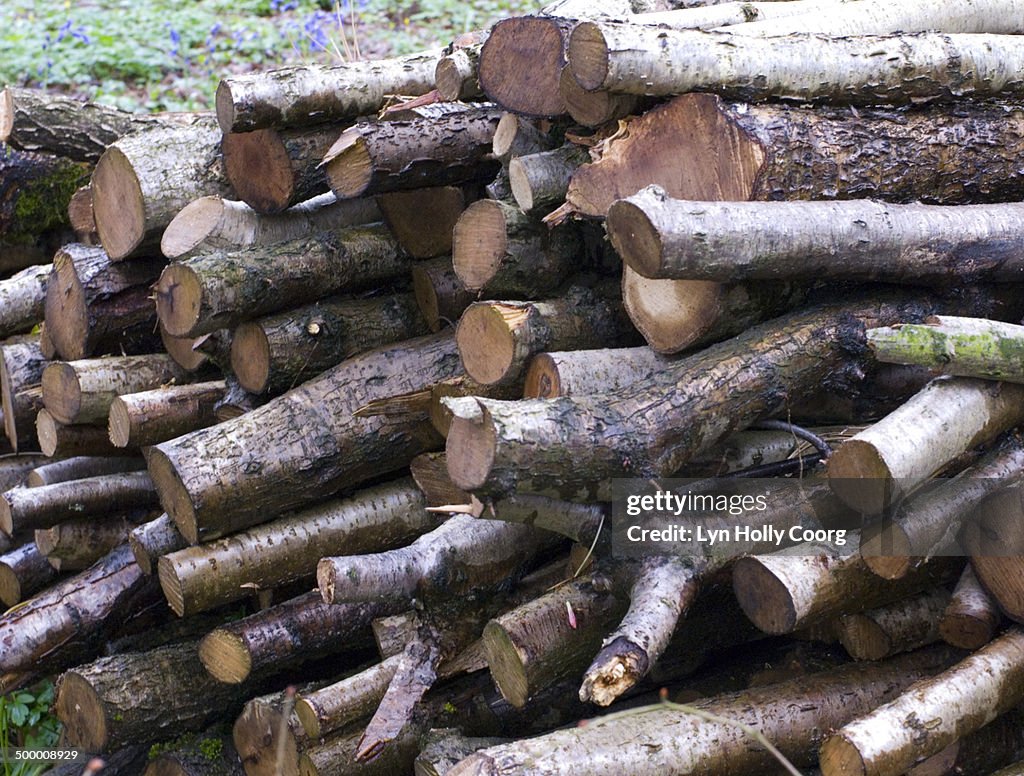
[27,455,145,487]
[296,656,401,740]
[0,336,47,452]
[44,243,165,361]
[412,256,476,332]
[0,264,50,339]
[940,566,1003,650]
[828,378,1024,514]
[0,542,58,607]
[109,381,227,448]
[835,588,949,661]
[215,49,444,133]
[35,409,126,458]
[143,735,245,776]
[154,224,409,338]
[230,292,428,395]
[435,32,487,101]
[323,109,502,199]
[820,628,1024,776]
[450,646,960,776]
[157,479,440,613]
[91,116,233,260]
[129,513,187,576]
[523,346,668,398]
[416,732,510,776]
[377,186,469,259]
[34,516,137,571]
[509,144,588,216]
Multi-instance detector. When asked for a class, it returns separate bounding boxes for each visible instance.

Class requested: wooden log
[91,116,232,260]
[157,478,440,614]
[0,543,161,674]
[0,264,50,339]
[147,333,460,542]
[412,256,476,332]
[450,646,961,776]
[492,114,559,166]
[906,707,1024,776]
[42,354,188,426]
[322,109,502,200]
[835,588,949,661]
[160,326,231,373]
[508,144,588,216]
[1,336,46,452]
[820,627,1024,776]
[143,734,244,776]
[416,732,510,776]
[55,639,259,753]
[828,378,1024,514]
[940,566,1003,650]
[108,381,227,448]
[0,471,157,535]
[68,185,99,244]
[376,186,469,259]
[0,455,50,493]
[215,49,443,133]
[296,656,401,740]
[558,65,644,128]
[35,516,137,571]
[435,32,488,101]
[610,192,1024,284]
[35,409,126,457]
[732,533,960,634]
[44,243,165,361]
[230,292,427,395]
[129,513,187,576]
[199,593,394,683]
[523,346,665,398]
[610,0,867,30]
[28,455,144,487]
[0,542,59,607]
[154,224,409,338]
[963,484,1024,623]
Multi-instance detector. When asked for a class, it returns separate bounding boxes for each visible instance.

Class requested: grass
[0,0,536,113]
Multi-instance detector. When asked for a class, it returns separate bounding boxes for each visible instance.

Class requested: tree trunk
[0,264,50,339]
[435,32,487,101]
[0,542,58,607]
[295,656,401,740]
[508,144,588,216]
[198,593,396,683]
[963,484,1024,623]
[41,354,189,426]
[129,513,187,576]
[322,109,501,199]
[27,455,145,487]
[157,478,440,614]
[0,543,161,674]
[828,378,1024,514]
[834,588,949,661]
[147,333,460,542]
[35,516,137,571]
[230,292,427,395]
[35,409,127,457]
[215,49,443,133]
[376,186,470,259]
[452,199,581,297]
[55,639,260,753]
[455,283,638,387]
[412,256,476,332]
[732,533,960,634]
[820,628,1024,776]
[610,191,1024,284]
[154,224,409,338]
[91,116,232,260]
[0,471,157,535]
[1,336,47,452]
[450,646,960,776]
[940,566,1002,650]
[44,243,165,361]
[109,381,227,448]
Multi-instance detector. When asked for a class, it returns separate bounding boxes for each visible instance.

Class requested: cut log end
[559,67,639,128]
[294,699,322,741]
[222,129,294,213]
[0,563,22,607]
[446,407,497,492]
[455,304,520,385]
[828,439,896,514]
[154,263,204,338]
[0,88,13,141]
[859,523,914,580]
[214,81,236,135]
[0,348,22,452]
[435,54,472,102]
[107,398,132,449]
[156,556,187,618]
[0,495,14,535]
[160,326,209,372]
[45,249,89,362]
[147,448,199,545]
[41,362,82,426]
[160,196,224,259]
[91,146,145,261]
[579,637,646,707]
[939,613,995,651]
[324,134,373,200]
[198,629,253,684]
[606,198,665,278]
[820,732,869,776]
[478,18,566,118]
[492,114,520,160]
[230,322,272,394]
[567,22,610,92]
[507,159,535,214]
[55,671,108,752]
[452,199,509,292]
[523,353,561,398]
[482,620,530,708]
[732,556,798,634]
[837,615,891,661]
[315,558,338,605]
[35,410,61,458]
[621,267,723,354]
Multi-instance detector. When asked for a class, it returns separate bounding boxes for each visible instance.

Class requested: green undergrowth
[0,682,61,776]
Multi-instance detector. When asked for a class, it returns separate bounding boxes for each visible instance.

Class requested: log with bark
[108,380,227,448]
[0,335,47,452]
[322,109,502,200]
[0,264,50,339]
[522,346,667,398]
[129,513,187,576]
[834,588,949,661]
[820,627,1024,776]
[142,734,244,776]
[154,224,409,338]
[412,256,477,332]
[157,478,440,613]
[160,327,232,374]
[295,657,401,740]
[0,542,59,607]
[435,31,488,101]
[34,515,138,571]
[43,243,165,360]
[0,455,50,494]
[27,455,145,487]
[415,732,510,776]
[91,116,233,260]
[558,64,645,128]
[962,483,1024,623]
[230,292,427,395]
[491,114,560,166]
[35,409,126,458]
[68,185,99,244]
[508,144,588,217]
[215,49,443,133]
[376,186,471,259]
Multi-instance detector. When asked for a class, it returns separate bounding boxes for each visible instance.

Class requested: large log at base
[160,193,381,260]
[129,513,187,576]
[0,542,59,607]
[569,27,1024,105]
[55,640,260,753]
[1,336,47,452]
[109,381,227,448]
[827,378,1024,514]
[0,543,161,674]
[28,456,145,487]
[215,49,443,133]
[834,588,949,661]
[820,628,1024,776]
[42,354,188,426]
[609,192,1024,284]
[322,109,502,200]
[91,116,232,260]
[0,471,157,535]
[0,264,50,339]
[230,292,427,395]
[35,409,126,458]
[198,593,396,684]
[154,224,409,338]
[449,646,960,776]
[940,566,1003,650]
[376,186,471,260]
[412,257,476,332]
[157,479,440,613]
[35,516,138,571]
[44,243,165,361]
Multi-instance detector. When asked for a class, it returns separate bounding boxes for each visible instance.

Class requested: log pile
[6,0,1024,773]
